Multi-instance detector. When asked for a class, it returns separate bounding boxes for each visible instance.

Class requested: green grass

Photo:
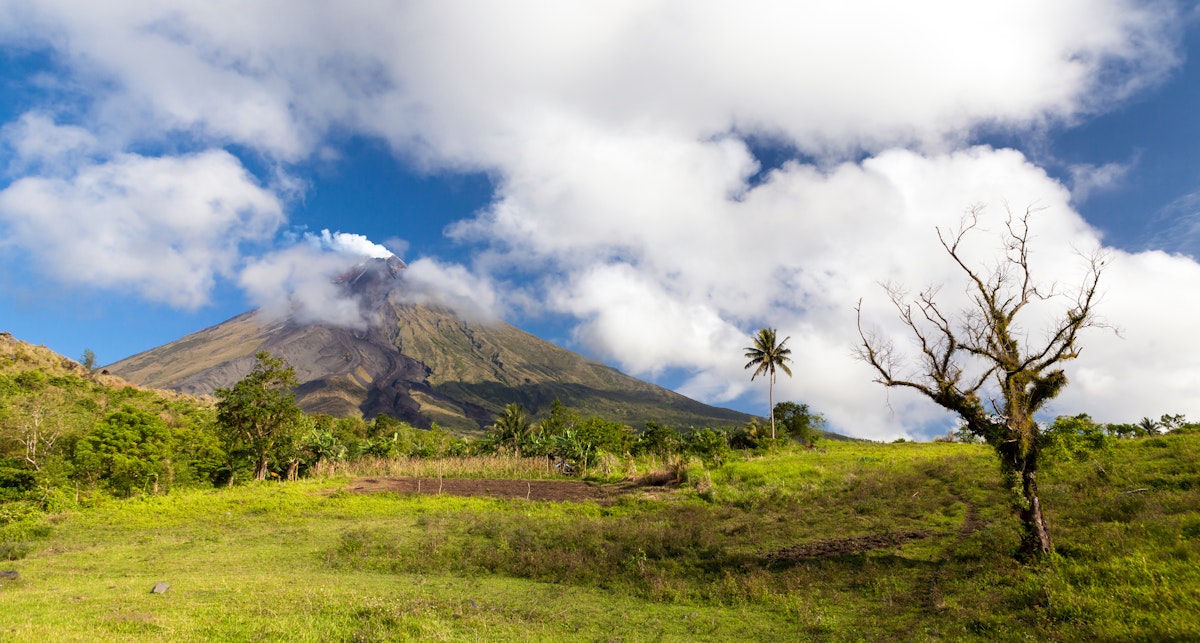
[2,436,1199,641]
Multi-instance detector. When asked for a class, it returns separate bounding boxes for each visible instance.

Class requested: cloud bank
[0,1,1195,439]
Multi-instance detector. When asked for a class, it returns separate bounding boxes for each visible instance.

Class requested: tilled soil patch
[766,530,945,561]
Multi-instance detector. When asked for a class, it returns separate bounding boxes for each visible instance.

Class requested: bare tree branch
[855,205,1108,557]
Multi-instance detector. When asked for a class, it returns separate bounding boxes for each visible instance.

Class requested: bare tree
[0,381,71,472]
[855,206,1106,557]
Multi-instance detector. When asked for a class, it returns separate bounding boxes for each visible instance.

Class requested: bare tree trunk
[20,406,44,471]
[1021,466,1053,556]
[999,441,1053,557]
[253,459,269,481]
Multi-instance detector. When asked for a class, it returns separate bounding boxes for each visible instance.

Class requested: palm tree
[490,402,532,455]
[744,328,793,439]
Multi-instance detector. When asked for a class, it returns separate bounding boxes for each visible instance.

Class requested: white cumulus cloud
[0,144,283,308]
[0,1,1196,439]
[398,257,502,323]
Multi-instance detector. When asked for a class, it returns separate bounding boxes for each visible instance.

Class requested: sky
[2,1,1199,441]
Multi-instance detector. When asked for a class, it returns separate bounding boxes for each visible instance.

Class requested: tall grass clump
[309,454,564,480]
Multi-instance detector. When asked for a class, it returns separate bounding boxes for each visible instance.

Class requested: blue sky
[1,2,1199,440]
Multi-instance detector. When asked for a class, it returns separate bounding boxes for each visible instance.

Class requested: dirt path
[766,502,987,562]
[926,501,986,609]
[345,476,637,503]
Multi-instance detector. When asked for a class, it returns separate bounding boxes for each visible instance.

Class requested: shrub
[0,463,35,501]
[73,405,173,496]
[683,428,729,466]
[634,422,679,456]
[1044,414,1111,463]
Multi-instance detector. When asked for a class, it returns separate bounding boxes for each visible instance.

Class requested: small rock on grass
[0,570,18,580]
[151,582,169,594]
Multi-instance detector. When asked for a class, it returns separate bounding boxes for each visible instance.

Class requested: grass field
[1,435,1198,642]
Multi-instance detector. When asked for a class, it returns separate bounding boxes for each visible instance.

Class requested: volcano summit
[108,257,748,433]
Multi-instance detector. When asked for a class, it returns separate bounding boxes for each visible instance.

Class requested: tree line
[483,398,825,473]
[3,343,1191,508]
[0,350,827,503]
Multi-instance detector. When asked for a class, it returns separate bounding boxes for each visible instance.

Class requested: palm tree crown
[1137,416,1161,437]
[744,328,793,439]
[490,402,532,454]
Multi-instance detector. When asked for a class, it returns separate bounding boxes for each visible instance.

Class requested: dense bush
[1044,414,1111,463]
[773,401,826,445]
[682,428,730,466]
[633,421,679,456]
[0,461,35,501]
[73,405,173,496]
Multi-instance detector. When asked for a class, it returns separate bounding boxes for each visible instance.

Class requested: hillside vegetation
[3,332,1199,640]
[0,333,828,496]
[0,333,223,497]
[0,436,1197,641]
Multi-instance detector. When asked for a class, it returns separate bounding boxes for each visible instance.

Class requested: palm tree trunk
[769,373,776,439]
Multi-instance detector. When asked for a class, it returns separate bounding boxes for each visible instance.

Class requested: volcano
[107,257,749,433]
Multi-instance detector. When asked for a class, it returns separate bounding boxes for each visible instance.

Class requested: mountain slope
[108,262,749,434]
